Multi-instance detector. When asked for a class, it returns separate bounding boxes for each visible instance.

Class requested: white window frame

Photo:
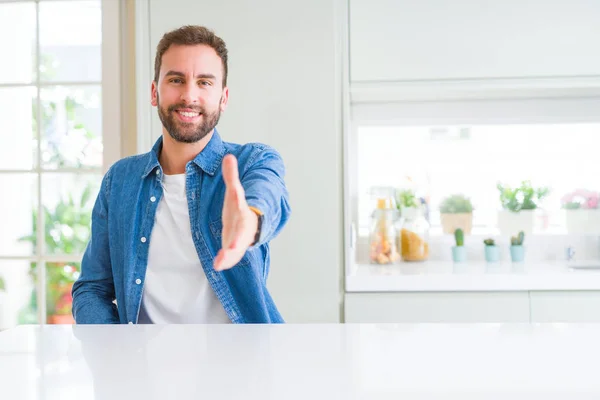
[0,0,121,323]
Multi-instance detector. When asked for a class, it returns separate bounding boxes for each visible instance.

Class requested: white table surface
[346,260,600,291]
[1,323,600,399]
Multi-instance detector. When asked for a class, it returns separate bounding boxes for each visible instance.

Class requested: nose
[179,82,199,104]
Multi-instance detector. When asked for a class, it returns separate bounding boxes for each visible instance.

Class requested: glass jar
[369,198,401,265]
[399,206,430,262]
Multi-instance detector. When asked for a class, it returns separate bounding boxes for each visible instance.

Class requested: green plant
[563,202,582,210]
[497,181,550,212]
[0,276,5,292]
[440,194,473,214]
[483,238,495,246]
[396,189,419,209]
[18,184,94,319]
[510,231,525,246]
[454,228,464,246]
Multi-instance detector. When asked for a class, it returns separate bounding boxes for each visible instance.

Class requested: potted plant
[561,189,600,234]
[396,188,419,213]
[483,238,500,263]
[451,228,467,262]
[497,181,550,235]
[439,194,473,234]
[18,184,93,324]
[509,231,526,263]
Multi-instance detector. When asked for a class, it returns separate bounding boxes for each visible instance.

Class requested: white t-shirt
[137,173,231,324]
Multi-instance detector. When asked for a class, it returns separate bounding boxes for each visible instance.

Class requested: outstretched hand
[213,154,259,271]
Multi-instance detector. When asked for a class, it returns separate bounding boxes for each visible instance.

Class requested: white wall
[140,0,344,322]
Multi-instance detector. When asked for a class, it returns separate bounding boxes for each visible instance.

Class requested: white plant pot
[497,210,535,236]
[565,209,600,235]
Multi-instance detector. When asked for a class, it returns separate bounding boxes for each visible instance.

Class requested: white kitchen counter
[346,260,600,292]
[1,323,600,399]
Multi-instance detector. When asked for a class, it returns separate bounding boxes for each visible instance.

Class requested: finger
[213,249,225,270]
[214,249,242,271]
[222,154,240,188]
[228,230,243,251]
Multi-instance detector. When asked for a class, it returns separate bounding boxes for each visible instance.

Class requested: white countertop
[346,260,600,292]
[1,323,600,399]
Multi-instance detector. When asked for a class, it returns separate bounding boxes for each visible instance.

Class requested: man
[72,25,291,324]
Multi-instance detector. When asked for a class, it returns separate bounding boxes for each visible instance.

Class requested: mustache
[167,103,204,113]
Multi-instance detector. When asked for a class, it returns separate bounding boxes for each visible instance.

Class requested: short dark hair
[154,25,228,87]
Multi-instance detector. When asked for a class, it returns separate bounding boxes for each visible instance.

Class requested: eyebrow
[164,70,217,81]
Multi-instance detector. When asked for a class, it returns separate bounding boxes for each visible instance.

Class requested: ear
[151,80,158,107]
[220,86,229,112]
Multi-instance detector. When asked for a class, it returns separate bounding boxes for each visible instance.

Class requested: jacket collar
[142,129,226,178]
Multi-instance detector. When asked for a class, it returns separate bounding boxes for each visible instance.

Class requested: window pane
[0,87,37,170]
[356,123,600,235]
[46,261,79,324]
[0,174,37,256]
[0,260,38,330]
[39,1,101,82]
[0,2,36,84]
[41,173,101,255]
[40,85,102,169]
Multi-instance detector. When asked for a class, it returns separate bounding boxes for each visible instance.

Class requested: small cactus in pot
[451,228,467,262]
[510,231,526,262]
[483,238,500,263]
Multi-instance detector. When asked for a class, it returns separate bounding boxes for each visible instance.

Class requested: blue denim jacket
[72,130,291,324]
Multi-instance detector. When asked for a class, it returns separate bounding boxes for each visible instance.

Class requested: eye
[199,80,212,87]
[170,78,183,84]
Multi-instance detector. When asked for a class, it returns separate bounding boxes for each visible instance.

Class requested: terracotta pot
[440,213,473,235]
[48,314,75,325]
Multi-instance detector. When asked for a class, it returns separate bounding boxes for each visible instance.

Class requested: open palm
[213,154,258,271]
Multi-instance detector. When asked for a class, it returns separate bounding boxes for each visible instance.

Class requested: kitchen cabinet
[344,292,530,323]
[349,0,600,83]
[346,291,600,323]
[530,291,600,323]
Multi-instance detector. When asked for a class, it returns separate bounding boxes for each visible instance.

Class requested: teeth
[179,111,199,117]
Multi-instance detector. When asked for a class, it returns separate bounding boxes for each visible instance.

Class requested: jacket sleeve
[242,146,291,248]
[71,167,119,324]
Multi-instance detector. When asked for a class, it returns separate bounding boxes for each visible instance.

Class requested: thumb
[222,154,239,188]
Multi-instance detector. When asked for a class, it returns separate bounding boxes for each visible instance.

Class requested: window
[355,122,600,235]
[348,97,600,265]
[0,0,120,328]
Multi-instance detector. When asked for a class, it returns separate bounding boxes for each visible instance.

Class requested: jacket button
[150,196,156,202]
[135,279,141,285]
[141,237,147,243]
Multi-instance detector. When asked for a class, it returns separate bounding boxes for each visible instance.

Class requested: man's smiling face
[151,44,229,143]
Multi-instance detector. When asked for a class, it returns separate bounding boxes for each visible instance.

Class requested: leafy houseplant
[451,228,467,262]
[396,189,419,210]
[18,184,94,324]
[497,181,550,212]
[439,194,474,234]
[483,238,500,263]
[16,56,98,324]
[509,231,526,263]
[497,181,550,235]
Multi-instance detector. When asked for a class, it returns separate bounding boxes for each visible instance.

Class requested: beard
[157,95,222,144]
